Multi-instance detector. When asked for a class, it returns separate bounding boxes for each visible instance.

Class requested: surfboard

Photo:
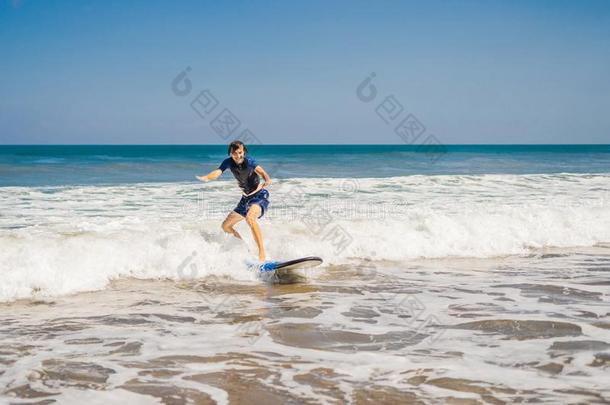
[255,256,323,284]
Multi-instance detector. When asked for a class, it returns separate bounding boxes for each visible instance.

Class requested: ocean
[1,144,610,187]
[1,144,609,403]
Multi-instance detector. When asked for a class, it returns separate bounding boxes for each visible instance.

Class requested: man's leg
[221,211,244,239]
[245,204,265,261]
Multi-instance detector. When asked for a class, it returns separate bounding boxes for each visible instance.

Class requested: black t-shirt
[218,156,260,194]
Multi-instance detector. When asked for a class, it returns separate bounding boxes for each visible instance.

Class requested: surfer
[196,140,272,262]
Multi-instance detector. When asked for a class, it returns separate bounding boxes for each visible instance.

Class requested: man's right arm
[196,169,222,182]
[197,158,230,182]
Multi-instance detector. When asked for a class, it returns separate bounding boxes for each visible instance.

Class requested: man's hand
[196,175,209,182]
[243,184,263,197]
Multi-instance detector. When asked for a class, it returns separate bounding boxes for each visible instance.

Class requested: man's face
[230,145,245,164]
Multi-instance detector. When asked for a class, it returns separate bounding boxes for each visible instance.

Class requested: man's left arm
[243,165,272,197]
[255,165,272,189]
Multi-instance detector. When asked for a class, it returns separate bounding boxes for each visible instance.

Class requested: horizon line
[1,143,610,147]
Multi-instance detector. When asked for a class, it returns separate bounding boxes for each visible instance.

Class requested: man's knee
[245,206,261,225]
[221,222,232,233]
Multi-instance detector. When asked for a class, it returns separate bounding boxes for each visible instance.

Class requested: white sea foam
[1,173,609,301]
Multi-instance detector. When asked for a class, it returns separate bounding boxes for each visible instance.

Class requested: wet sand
[1,248,609,404]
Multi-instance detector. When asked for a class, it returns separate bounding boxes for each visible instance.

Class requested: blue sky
[1,0,609,144]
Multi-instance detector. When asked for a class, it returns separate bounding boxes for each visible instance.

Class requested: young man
[196,141,272,262]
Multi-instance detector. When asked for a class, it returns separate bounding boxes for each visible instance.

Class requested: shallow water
[1,248,609,404]
[1,146,609,403]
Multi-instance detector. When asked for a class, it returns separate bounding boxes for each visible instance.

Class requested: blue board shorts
[234,189,270,218]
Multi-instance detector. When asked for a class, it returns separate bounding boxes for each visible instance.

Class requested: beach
[1,250,609,403]
[1,145,609,403]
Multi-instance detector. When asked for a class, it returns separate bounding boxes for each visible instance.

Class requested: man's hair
[227,140,248,155]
